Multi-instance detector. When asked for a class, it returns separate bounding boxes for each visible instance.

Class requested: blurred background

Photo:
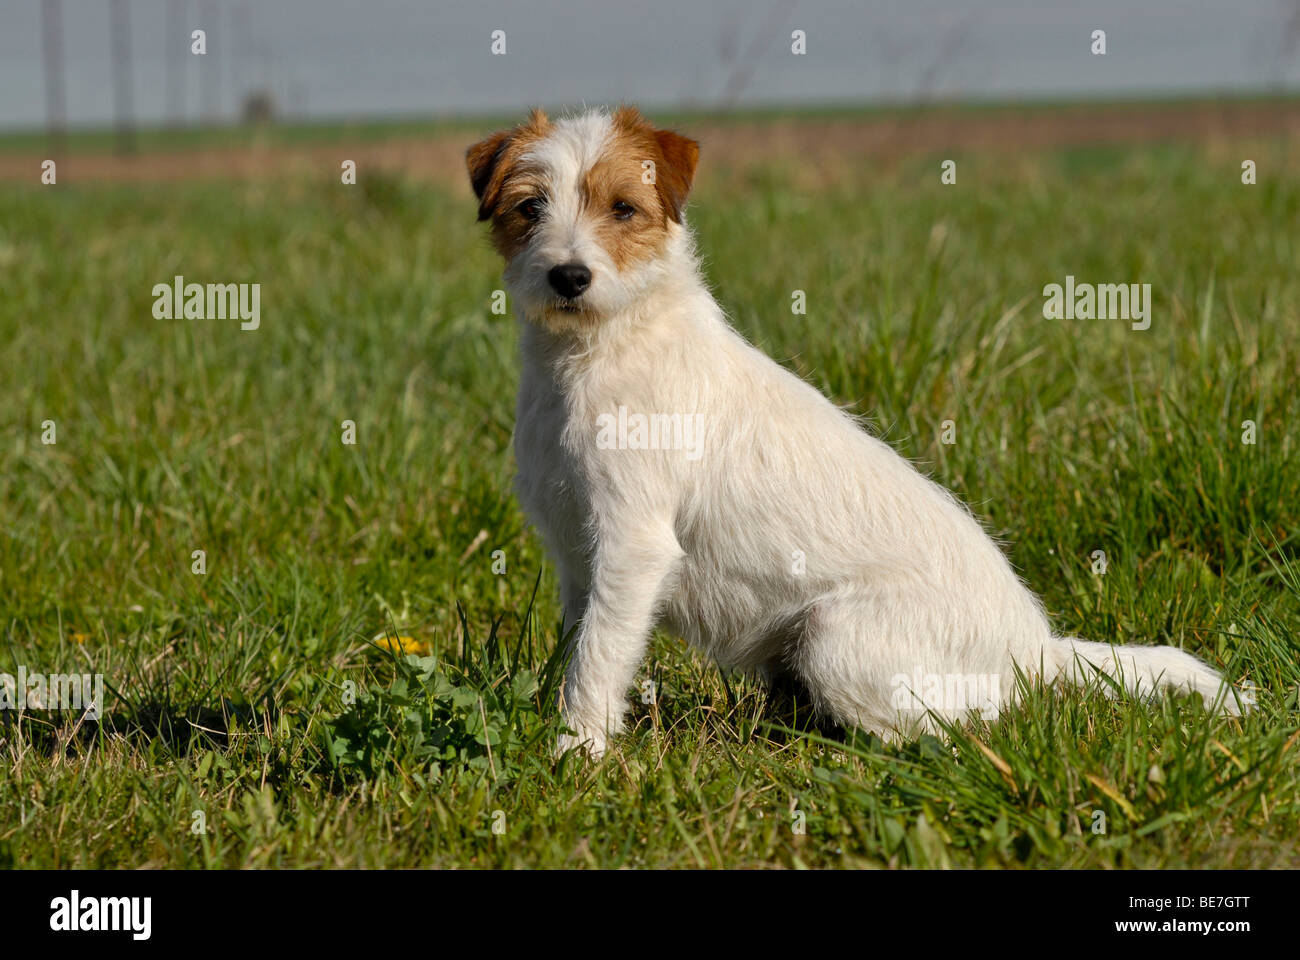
[2,0,1300,151]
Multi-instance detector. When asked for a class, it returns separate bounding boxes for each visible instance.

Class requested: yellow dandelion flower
[373,635,431,656]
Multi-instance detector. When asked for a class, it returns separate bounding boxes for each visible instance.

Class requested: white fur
[500,109,1243,758]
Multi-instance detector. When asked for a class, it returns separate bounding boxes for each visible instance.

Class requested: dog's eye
[517,198,544,222]
[612,201,635,221]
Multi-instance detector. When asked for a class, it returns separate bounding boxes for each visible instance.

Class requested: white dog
[467,106,1241,758]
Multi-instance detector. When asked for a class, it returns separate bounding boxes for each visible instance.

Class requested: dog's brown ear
[466,129,512,222]
[466,108,549,222]
[653,129,699,223]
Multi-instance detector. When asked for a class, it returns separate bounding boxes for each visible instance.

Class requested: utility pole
[109,0,135,154]
[41,0,66,157]
[234,1,251,120]
[166,0,184,125]
[200,0,220,122]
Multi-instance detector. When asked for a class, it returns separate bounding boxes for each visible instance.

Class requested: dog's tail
[1047,637,1244,715]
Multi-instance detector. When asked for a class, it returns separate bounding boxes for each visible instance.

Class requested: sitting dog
[466,106,1241,758]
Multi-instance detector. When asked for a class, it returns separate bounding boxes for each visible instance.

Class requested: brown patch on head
[581,106,700,270]
[466,108,552,256]
[609,106,699,223]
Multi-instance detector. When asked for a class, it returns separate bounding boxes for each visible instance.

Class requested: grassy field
[1,115,1299,868]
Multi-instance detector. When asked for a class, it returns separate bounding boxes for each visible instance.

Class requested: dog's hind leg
[789,589,1010,741]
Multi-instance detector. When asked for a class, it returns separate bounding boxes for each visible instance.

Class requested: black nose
[548,263,592,299]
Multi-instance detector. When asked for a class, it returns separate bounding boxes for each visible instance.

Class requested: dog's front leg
[557,520,683,759]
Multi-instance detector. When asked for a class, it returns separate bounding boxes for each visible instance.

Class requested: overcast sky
[2,0,1298,128]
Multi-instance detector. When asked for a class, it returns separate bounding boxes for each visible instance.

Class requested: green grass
[1,129,1298,868]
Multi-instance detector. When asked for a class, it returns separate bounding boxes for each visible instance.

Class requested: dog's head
[466,106,699,331]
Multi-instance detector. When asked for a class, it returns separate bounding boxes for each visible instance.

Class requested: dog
[466,105,1242,759]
